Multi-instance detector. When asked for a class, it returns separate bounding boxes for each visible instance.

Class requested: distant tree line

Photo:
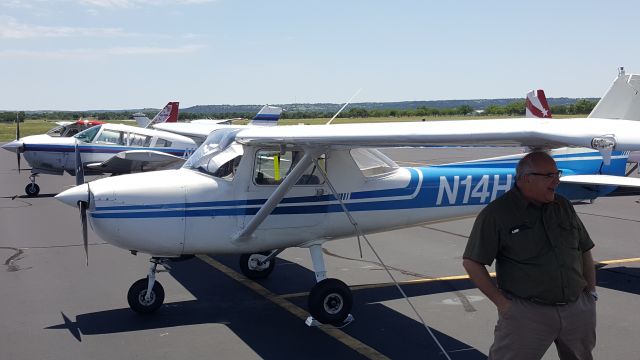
[0,99,598,123]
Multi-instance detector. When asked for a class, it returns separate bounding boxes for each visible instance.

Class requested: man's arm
[462,258,511,313]
[582,250,596,292]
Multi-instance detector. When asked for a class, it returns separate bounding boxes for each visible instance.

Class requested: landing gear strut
[306,244,353,325]
[25,173,40,197]
[127,258,169,314]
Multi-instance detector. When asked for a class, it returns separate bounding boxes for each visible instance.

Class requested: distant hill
[14,97,598,115]
[180,98,599,114]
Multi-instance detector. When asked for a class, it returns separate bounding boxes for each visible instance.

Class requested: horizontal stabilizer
[560,174,640,188]
[86,150,186,174]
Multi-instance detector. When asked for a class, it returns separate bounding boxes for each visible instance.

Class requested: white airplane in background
[154,104,283,144]
[2,102,195,197]
[55,69,640,326]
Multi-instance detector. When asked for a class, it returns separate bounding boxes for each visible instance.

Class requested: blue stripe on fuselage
[23,144,187,156]
[90,152,628,219]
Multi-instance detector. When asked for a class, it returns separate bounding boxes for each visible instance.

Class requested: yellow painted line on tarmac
[196,254,390,360]
[280,257,640,300]
[597,257,640,265]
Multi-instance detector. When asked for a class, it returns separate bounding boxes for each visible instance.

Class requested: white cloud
[0,17,128,38]
[77,0,215,8]
[1,0,34,9]
[0,44,206,58]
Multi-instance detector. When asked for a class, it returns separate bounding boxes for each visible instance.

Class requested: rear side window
[155,138,173,148]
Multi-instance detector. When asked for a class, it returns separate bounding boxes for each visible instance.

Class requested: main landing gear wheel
[308,278,353,325]
[127,278,165,314]
[25,183,40,197]
[239,252,276,279]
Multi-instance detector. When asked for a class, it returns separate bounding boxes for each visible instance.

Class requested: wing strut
[233,147,324,242]
[311,157,452,360]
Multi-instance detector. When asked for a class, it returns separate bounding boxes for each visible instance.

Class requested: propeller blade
[79,201,88,266]
[16,114,21,173]
[75,142,84,186]
[16,113,20,140]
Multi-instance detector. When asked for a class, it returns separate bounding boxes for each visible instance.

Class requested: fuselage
[56,146,628,257]
[15,124,196,175]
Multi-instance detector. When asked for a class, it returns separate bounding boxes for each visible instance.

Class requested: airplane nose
[55,184,89,207]
[2,140,24,153]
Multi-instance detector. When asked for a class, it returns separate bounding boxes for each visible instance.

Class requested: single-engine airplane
[54,70,640,326]
[2,102,195,196]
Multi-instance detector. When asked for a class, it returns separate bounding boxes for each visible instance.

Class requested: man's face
[519,157,561,204]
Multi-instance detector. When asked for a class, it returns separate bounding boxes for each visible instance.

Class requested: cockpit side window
[254,149,325,186]
[94,129,126,145]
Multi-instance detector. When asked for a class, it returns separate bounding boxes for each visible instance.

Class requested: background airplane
[55,70,640,326]
[46,118,105,137]
[2,102,195,196]
[154,104,283,145]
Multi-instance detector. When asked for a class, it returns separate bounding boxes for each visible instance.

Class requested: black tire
[239,252,276,279]
[127,278,165,314]
[308,278,352,325]
[25,183,40,197]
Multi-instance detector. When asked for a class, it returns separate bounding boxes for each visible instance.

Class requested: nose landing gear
[25,174,40,197]
[127,258,170,314]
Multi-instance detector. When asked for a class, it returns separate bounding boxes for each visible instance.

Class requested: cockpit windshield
[183,128,243,176]
[74,125,101,143]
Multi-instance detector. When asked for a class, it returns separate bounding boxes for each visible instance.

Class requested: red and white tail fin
[525,90,552,118]
[145,102,179,128]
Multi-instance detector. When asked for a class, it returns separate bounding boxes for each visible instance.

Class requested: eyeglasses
[527,170,563,179]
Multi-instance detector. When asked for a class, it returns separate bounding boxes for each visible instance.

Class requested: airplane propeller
[74,142,89,265]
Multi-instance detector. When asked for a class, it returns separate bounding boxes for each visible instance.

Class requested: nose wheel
[25,174,40,197]
[127,258,169,314]
[239,251,278,279]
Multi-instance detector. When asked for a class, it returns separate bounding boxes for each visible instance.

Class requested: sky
[1,0,639,110]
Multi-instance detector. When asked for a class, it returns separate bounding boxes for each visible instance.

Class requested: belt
[527,297,569,306]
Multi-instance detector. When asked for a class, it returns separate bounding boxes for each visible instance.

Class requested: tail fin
[525,89,552,118]
[249,105,283,126]
[589,67,640,120]
[146,101,180,128]
[132,112,150,127]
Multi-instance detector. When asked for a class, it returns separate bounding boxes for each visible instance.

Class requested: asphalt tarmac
[1,145,639,359]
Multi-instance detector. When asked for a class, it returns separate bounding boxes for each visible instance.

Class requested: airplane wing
[233,118,640,153]
[86,150,186,174]
[560,174,640,187]
[152,122,229,144]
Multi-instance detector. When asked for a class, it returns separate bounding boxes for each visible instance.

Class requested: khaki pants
[489,292,596,360]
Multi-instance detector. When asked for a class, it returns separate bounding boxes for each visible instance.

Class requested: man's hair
[516,151,554,180]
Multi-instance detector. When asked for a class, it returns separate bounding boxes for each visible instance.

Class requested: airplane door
[242,149,328,230]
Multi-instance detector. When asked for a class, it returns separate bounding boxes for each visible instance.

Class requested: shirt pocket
[502,228,545,261]
[554,222,580,250]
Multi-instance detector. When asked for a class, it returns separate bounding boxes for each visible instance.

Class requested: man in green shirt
[463,151,597,360]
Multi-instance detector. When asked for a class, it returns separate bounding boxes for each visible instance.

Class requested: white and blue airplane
[2,102,196,197]
[55,70,640,325]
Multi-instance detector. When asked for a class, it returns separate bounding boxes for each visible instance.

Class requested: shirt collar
[508,185,559,210]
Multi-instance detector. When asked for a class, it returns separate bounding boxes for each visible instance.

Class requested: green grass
[0,115,584,142]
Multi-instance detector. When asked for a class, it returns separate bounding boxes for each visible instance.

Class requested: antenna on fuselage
[325,88,362,125]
